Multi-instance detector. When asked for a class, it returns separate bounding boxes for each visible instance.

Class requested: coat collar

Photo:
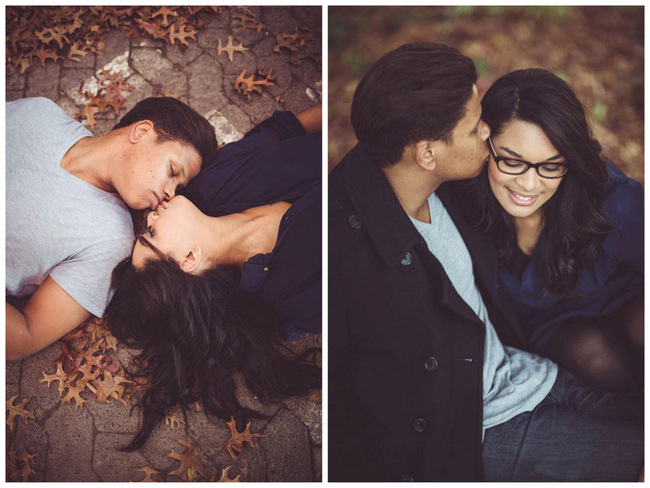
[343,144,424,266]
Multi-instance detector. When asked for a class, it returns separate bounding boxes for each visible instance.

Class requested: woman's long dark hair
[462,68,611,296]
[104,258,321,451]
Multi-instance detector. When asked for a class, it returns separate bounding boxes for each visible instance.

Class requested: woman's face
[488,120,565,221]
[131,195,201,268]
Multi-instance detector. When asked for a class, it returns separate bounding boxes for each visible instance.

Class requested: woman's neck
[202,202,291,266]
[513,212,544,256]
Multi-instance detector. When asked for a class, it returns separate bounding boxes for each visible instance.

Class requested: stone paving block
[93,433,150,481]
[166,41,203,66]
[8,421,49,482]
[264,7,309,35]
[20,342,64,419]
[122,73,155,110]
[96,30,131,69]
[131,37,165,49]
[188,52,226,114]
[7,359,22,385]
[216,101,254,134]
[207,110,246,145]
[26,63,60,100]
[63,50,96,69]
[131,47,187,95]
[44,404,98,481]
[7,90,24,102]
[294,5,323,30]
[86,398,140,433]
[7,72,25,90]
[260,407,313,481]
[60,67,95,105]
[312,445,322,481]
[197,26,230,53]
[285,393,322,446]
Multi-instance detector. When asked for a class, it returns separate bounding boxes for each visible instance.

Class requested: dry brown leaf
[217,35,248,62]
[167,439,208,481]
[225,417,260,459]
[6,447,38,482]
[168,23,197,46]
[151,6,178,27]
[132,466,160,482]
[6,396,35,433]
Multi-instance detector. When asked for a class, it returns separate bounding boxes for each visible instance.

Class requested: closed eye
[170,164,176,177]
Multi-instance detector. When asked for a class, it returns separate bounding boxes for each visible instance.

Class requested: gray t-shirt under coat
[410,191,557,432]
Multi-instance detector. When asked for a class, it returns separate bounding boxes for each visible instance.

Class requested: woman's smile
[506,187,541,206]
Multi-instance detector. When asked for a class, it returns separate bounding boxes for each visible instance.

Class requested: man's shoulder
[8,97,62,117]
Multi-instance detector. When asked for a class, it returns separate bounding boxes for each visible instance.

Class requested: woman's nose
[515,167,540,191]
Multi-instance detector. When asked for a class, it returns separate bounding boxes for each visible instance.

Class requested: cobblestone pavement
[6,6,322,482]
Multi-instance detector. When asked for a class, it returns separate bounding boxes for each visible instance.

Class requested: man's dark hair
[351,42,478,167]
[113,97,218,165]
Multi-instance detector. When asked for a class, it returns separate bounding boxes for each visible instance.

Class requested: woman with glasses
[460,69,643,395]
[104,106,322,450]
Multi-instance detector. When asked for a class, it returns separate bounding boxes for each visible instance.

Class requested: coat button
[401,252,412,266]
[413,418,428,432]
[424,356,438,372]
[348,214,363,229]
[400,475,414,481]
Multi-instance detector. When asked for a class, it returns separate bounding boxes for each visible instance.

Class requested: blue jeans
[483,368,643,481]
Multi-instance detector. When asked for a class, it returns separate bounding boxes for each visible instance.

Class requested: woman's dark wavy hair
[104,258,320,451]
[462,68,611,297]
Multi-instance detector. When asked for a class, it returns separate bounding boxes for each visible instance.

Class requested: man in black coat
[328,43,643,482]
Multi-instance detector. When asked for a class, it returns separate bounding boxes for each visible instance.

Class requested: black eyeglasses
[137,226,170,262]
[488,136,568,179]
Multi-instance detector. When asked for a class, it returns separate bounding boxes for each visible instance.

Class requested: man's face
[115,128,202,210]
[435,85,491,182]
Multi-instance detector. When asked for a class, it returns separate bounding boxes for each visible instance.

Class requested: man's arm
[296,104,322,134]
[7,276,90,361]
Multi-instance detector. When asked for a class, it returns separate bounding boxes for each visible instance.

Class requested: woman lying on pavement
[105,105,322,450]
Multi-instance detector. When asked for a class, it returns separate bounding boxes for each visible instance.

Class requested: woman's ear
[412,140,438,171]
[180,247,202,274]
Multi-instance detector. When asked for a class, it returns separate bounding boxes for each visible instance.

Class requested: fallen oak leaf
[167,439,208,482]
[39,362,68,395]
[60,383,87,410]
[217,35,248,62]
[150,6,178,27]
[225,417,260,459]
[132,465,160,482]
[6,396,35,433]
[216,465,241,482]
[168,23,197,46]
[6,447,38,482]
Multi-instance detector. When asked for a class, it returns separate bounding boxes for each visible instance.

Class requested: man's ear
[180,247,202,274]
[412,140,438,171]
[128,120,154,144]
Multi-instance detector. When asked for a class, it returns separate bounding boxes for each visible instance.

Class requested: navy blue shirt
[500,163,644,351]
[182,111,322,340]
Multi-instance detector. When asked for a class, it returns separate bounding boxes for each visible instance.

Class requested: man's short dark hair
[114,97,218,165]
[351,42,477,167]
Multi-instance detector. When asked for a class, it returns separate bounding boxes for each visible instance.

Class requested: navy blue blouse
[182,111,322,340]
[500,163,644,351]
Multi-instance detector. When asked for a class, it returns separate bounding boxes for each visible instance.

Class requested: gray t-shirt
[6,97,134,317]
[410,191,557,431]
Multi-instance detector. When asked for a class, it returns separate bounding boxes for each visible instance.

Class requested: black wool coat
[328,144,526,482]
